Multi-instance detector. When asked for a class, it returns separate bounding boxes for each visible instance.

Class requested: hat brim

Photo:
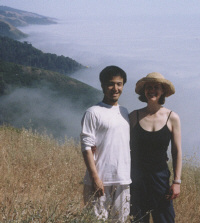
[135,77,175,97]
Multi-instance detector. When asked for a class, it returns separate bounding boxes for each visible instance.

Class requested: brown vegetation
[0,126,199,222]
[173,156,200,223]
[0,126,86,222]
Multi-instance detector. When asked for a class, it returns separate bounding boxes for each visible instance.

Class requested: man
[80,65,131,222]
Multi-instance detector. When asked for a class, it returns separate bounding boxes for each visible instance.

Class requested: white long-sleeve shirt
[81,102,131,186]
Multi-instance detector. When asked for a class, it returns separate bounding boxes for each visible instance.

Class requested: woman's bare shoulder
[163,108,181,127]
[129,110,137,118]
[170,111,180,123]
[129,110,137,128]
[162,107,178,118]
[129,108,145,127]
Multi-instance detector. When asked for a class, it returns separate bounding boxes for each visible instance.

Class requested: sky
[1,0,200,18]
[0,0,200,156]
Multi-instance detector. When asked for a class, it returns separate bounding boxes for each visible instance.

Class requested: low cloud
[0,86,84,140]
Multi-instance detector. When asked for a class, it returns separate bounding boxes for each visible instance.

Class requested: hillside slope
[0,36,84,75]
[0,60,102,138]
[0,19,27,39]
[0,5,56,27]
[0,126,200,222]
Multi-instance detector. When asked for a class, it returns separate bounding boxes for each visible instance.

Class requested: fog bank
[0,86,82,140]
[1,0,200,156]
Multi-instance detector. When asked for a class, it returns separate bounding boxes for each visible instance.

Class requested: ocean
[18,12,200,157]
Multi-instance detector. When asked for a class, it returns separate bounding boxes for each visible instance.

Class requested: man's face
[101,76,124,106]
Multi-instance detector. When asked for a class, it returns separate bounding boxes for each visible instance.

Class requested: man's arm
[82,149,104,197]
[81,111,104,197]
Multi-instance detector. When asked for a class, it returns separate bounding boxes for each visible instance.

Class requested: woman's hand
[166,184,180,200]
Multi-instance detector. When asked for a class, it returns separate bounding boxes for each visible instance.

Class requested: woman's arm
[169,112,182,200]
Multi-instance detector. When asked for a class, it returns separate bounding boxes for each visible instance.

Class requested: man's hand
[92,177,104,197]
[166,184,180,200]
[91,146,97,154]
[82,149,104,197]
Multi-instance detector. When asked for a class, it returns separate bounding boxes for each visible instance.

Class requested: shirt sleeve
[80,110,97,152]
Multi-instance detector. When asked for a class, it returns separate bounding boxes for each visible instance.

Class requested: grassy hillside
[0,36,84,75]
[0,126,199,222]
[0,19,28,40]
[0,60,102,138]
[0,6,56,27]
[0,126,86,222]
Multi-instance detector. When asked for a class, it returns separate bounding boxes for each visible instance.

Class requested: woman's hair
[99,65,127,84]
[138,84,166,105]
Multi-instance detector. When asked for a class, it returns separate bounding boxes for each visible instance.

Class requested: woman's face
[144,82,164,103]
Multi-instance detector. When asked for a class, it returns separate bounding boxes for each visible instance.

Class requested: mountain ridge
[0,60,102,138]
[0,19,28,39]
[0,5,56,27]
[0,5,56,39]
[0,36,85,75]
[0,6,101,139]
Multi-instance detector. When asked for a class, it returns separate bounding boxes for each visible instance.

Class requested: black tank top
[131,110,172,171]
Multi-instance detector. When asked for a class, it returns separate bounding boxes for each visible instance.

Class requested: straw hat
[135,72,175,97]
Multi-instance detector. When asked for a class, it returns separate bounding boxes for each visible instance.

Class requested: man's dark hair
[99,65,127,84]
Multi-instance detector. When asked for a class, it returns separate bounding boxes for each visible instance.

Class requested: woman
[129,72,182,223]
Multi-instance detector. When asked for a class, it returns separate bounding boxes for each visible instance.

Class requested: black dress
[130,111,175,223]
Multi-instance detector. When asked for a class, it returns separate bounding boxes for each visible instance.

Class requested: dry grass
[173,156,200,223]
[0,125,199,222]
[0,126,89,222]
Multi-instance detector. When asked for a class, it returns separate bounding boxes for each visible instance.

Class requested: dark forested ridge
[0,6,100,139]
[0,60,102,138]
[0,36,85,75]
[0,6,56,27]
[0,6,82,76]
[0,60,101,106]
